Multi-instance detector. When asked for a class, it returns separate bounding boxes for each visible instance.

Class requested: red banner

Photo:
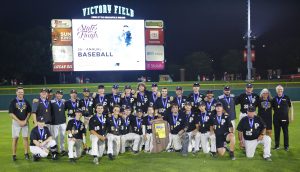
[53,62,73,72]
[146,61,165,70]
[145,28,164,45]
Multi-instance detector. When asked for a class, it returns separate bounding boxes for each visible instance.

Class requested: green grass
[0,80,300,94]
[0,102,299,172]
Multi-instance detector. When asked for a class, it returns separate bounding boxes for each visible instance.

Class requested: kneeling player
[210,102,235,160]
[142,106,156,153]
[106,105,122,160]
[195,102,216,155]
[166,103,185,152]
[89,104,107,165]
[29,116,58,161]
[237,106,272,161]
[67,109,86,163]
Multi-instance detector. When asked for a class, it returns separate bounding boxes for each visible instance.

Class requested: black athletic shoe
[32,154,41,162]
[69,158,76,163]
[284,147,289,151]
[265,157,272,161]
[24,153,30,160]
[229,151,236,160]
[52,153,58,160]
[273,146,280,150]
[210,152,217,158]
[61,150,67,156]
[108,153,114,160]
[12,155,17,161]
[133,151,139,155]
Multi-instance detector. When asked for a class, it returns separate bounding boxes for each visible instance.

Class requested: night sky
[1,0,300,66]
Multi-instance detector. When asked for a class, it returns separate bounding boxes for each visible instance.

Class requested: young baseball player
[67,109,86,163]
[204,90,217,116]
[129,108,144,154]
[29,116,58,161]
[171,86,187,111]
[182,102,199,153]
[9,87,32,161]
[210,102,235,160]
[195,102,216,155]
[165,103,185,152]
[50,90,67,155]
[142,106,156,153]
[154,87,172,119]
[237,105,272,161]
[106,105,122,160]
[31,88,52,127]
[89,103,107,165]
[65,89,79,122]
[187,83,205,114]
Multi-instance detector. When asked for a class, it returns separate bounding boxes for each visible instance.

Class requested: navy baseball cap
[48,89,53,94]
[83,88,90,92]
[206,90,213,94]
[40,88,48,93]
[124,85,131,89]
[37,116,45,123]
[246,83,253,88]
[215,102,223,107]
[125,105,132,110]
[70,89,77,94]
[193,82,200,87]
[98,85,105,89]
[56,90,63,95]
[185,101,192,106]
[247,105,256,112]
[176,86,182,90]
[136,108,143,113]
[152,83,158,87]
[112,84,119,89]
[224,86,231,91]
[75,109,82,113]
[199,101,206,106]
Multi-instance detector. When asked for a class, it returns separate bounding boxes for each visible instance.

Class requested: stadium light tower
[246,0,253,81]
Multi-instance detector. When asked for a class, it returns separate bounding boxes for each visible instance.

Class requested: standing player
[204,90,217,116]
[106,105,122,160]
[50,90,67,155]
[272,85,293,151]
[237,106,272,161]
[65,89,79,121]
[218,86,236,130]
[66,109,86,163]
[210,102,235,160]
[148,83,160,107]
[134,82,150,113]
[30,116,58,161]
[142,106,156,153]
[93,85,109,114]
[107,84,121,113]
[182,102,199,153]
[79,88,94,130]
[120,85,136,110]
[187,83,205,114]
[9,87,32,161]
[195,102,216,155]
[154,87,172,118]
[257,89,273,137]
[89,103,107,165]
[165,103,185,152]
[32,88,52,128]
[120,106,134,154]
[235,83,259,121]
[172,86,188,111]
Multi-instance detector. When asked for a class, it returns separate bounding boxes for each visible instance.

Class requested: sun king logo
[77,24,98,40]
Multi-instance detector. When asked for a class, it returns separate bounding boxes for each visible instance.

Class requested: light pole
[246,0,253,81]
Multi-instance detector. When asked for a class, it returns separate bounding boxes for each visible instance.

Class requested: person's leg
[68,139,75,158]
[166,133,173,150]
[90,135,99,156]
[194,132,201,152]
[174,134,182,151]
[59,124,67,152]
[144,134,151,152]
[98,140,105,157]
[209,133,216,153]
[12,121,21,158]
[52,125,59,151]
[132,134,141,152]
[115,135,121,156]
[149,134,153,152]
[120,135,127,153]
[30,146,48,158]
[226,133,235,152]
[260,135,272,158]
[106,134,114,155]
[75,140,83,158]
[273,118,281,148]
[244,140,257,158]
[281,121,289,149]
[200,133,209,153]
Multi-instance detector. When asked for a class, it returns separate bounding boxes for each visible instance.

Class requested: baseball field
[0,81,299,172]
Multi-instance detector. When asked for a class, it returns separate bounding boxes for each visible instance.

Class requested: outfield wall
[1,88,299,110]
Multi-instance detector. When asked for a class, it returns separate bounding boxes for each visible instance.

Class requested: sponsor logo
[77,24,98,40]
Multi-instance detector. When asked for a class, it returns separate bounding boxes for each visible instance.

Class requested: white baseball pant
[107,133,121,156]
[166,134,182,151]
[51,123,66,152]
[120,133,141,153]
[29,140,56,157]
[68,139,83,158]
[245,135,271,158]
[90,134,106,157]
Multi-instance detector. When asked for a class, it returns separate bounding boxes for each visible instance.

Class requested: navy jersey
[119,116,132,135]
[135,91,150,113]
[50,99,66,125]
[218,94,236,120]
[148,91,159,107]
[79,97,94,117]
[120,94,136,110]
[106,116,122,135]
[32,98,52,124]
[235,93,259,113]
[93,94,109,114]
[187,93,205,113]
[165,113,185,135]
[183,112,198,132]
[65,99,79,118]
[130,116,143,135]
[204,98,217,116]
[107,93,121,113]
[271,95,291,121]
[30,126,51,146]
[154,97,172,118]
[198,111,212,133]
[89,114,107,136]
[237,116,266,140]
[171,96,188,111]
[66,119,86,139]
[142,115,156,134]
[211,113,232,136]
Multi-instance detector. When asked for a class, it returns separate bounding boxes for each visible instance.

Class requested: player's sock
[12,155,17,161]
[24,153,30,160]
